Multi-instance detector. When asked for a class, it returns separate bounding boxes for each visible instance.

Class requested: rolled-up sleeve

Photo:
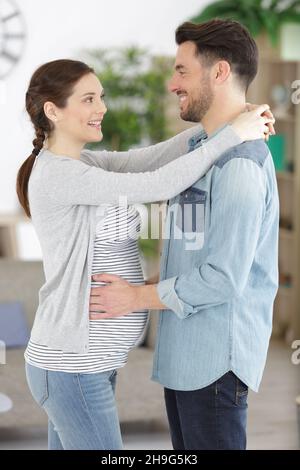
[156,276,185,315]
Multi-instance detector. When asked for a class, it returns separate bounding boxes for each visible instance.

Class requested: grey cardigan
[28,124,241,353]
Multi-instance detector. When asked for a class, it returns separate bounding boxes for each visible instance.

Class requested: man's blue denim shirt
[153,129,279,392]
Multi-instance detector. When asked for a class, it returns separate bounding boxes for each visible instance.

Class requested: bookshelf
[0,213,28,258]
[247,58,300,341]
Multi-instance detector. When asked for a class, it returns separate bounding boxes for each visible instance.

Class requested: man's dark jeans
[164,371,248,450]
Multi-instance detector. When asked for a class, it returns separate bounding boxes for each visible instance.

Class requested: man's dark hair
[176,18,258,92]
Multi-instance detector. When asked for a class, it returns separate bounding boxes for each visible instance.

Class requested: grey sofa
[0,259,167,428]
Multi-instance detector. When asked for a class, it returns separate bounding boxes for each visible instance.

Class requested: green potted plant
[190,0,300,60]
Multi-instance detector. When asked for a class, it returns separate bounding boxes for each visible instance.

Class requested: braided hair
[16,59,94,217]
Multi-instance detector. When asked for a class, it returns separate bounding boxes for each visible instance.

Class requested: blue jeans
[25,362,123,450]
[164,371,248,450]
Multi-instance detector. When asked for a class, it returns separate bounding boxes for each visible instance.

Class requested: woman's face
[47,73,107,144]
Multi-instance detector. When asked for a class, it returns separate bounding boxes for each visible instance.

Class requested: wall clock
[0,0,26,79]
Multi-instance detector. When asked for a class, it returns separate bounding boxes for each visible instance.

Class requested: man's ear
[214,60,231,84]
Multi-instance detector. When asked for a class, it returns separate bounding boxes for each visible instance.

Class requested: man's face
[168,41,214,123]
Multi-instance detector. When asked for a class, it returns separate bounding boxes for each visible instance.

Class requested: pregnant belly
[89,311,149,350]
[90,253,148,348]
[92,250,144,280]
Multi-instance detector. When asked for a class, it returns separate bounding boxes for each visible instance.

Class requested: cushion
[0,302,30,348]
[0,393,13,413]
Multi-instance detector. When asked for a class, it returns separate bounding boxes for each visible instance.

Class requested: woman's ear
[44,102,59,123]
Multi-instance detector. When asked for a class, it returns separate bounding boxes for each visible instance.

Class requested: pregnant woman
[16,59,272,450]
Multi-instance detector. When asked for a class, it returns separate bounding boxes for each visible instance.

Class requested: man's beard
[180,80,214,123]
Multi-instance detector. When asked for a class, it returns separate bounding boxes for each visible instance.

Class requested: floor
[0,339,299,450]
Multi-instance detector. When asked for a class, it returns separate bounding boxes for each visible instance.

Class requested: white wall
[1,0,209,258]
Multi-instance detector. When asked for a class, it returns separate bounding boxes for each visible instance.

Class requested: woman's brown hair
[16,59,94,217]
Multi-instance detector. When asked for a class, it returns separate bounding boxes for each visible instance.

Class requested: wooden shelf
[279,228,294,241]
[0,213,28,225]
[261,58,299,65]
[276,171,294,182]
[0,212,28,258]
[278,285,294,296]
[248,57,300,339]
[274,115,296,123]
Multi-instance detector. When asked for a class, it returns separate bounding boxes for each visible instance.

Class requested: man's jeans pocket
[216,371,249,408]
[235,375,249,407]
[25,362,49,407]
[176,188,207,250]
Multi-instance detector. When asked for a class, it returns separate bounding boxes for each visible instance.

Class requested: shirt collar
[188,128,208,152]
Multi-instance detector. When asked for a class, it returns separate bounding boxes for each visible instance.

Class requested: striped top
[24,204,149,373]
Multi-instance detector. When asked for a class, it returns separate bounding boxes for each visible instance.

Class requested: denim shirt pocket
[176,187,207,251]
